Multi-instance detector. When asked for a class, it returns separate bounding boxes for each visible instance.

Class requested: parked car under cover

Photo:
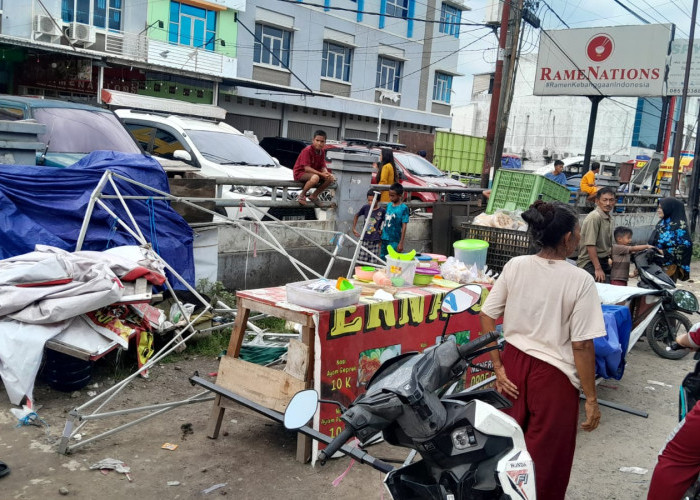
[0,95,143,167]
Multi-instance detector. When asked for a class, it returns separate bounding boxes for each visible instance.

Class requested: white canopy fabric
[0,245,163,405]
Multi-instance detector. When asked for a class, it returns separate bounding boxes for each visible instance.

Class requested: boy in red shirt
[292,130,335,205]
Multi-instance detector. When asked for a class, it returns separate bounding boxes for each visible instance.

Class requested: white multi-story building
[0,0,467,141]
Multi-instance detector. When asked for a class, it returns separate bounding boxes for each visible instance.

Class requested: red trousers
[648,401,700,499]
[502,345,580,500]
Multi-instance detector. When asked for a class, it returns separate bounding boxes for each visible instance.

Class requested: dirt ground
[3,267,700,499]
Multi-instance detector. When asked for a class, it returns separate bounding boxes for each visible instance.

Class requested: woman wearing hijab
[649,197,693,282]
[377,148,398,203]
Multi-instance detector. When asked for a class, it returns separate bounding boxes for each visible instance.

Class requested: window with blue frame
[61,0,122,30]
[386,0,409,19]
[439,4,461,37]
[254,24,292,68]
[169,2,217,51]
[433,72,453,103]
[322,42,352,82]
[376,57,402,92]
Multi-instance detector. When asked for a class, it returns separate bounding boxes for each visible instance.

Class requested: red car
[330,144,469,203]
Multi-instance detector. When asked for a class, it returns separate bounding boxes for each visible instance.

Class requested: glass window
[124,124,186,158]
[186,130,277,167]
[0,107,25,121]
[439,4,461,37]
[376,56,402,92]
[61,0,122,30]
[433,73,453,103]
[169,1,217,51]
[395,153,446,177]
[254,24,292,68]
[322,42,352,82]
[385,0,409,19]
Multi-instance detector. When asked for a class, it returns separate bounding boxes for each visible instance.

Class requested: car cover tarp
[0,151,194,288]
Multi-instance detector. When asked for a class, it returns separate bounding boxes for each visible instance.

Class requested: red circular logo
[586,34,614,62]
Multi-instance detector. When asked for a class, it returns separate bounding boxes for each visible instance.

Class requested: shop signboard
[534,24,672,97]
[667,39,700,96]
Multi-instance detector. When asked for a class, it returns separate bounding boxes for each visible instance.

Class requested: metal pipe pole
[689,102,700,234]
[671,2,699,197]
[583,96,603,170]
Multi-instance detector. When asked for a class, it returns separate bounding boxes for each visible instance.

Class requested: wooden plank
[216,357,306,413]
[284,339,309,380]
[238,297,316,327]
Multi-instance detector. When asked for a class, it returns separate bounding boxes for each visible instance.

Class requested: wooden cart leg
[295,324,315,463]
[227,304,251,357]
[207,394,225,439]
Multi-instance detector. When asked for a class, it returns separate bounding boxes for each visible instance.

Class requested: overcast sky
[451,0,695,106]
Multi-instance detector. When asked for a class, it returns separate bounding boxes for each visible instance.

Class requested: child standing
[611,226,655,286]
[352,189,386,264]
[380,183,410,259]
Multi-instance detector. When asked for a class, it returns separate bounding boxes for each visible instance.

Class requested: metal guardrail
[202,178,482,210]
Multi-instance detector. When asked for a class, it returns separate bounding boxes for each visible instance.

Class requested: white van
[115,109,308,220]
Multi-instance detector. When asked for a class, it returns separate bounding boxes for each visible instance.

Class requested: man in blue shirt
[545,160,567,185]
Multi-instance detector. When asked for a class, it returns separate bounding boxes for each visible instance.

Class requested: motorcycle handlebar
[458,331,500,359]
[318,425,355,465]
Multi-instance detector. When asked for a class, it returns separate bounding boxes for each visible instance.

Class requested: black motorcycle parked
[631,249,699,360]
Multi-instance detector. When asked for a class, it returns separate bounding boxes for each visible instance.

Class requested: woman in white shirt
[480,200,606,500]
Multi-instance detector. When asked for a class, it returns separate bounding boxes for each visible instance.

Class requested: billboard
[534,24,672,97]
[667,39,700,96]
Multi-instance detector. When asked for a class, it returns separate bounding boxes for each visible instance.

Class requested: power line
[611,0,650,24]
[277,0,493,27]
[540,0,570,28]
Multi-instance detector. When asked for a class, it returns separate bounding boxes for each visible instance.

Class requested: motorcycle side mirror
[673,289,699,314]
[284,389,319,430]
[442,284,484,315]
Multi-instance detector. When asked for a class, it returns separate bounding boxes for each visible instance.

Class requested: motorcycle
[284,284,536,500]
[630,249,699,360]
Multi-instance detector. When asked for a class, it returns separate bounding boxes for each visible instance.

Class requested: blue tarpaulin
[0,151,194,288]
[594,305,632,380]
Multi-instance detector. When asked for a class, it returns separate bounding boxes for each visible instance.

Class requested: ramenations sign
[534,24,672,97]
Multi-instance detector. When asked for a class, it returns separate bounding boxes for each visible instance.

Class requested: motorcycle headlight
[231,185,270,197]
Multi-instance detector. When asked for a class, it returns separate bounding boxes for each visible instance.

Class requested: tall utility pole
[671,0,699,197]
[494,0,525,166]
[481,0,511,188]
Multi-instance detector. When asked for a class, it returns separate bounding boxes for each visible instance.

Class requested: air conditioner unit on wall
[33,14,62,37]
[552,153,560,160]
[67,22,96,46]
[542,149,550,157]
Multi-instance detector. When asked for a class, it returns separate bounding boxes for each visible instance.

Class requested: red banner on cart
[315,286,496,440]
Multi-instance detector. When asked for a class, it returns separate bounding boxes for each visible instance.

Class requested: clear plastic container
[453,239,489,270]
[285,279,362,310]
[386,257,418,286]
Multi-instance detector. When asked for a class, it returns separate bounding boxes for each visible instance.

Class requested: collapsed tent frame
[58,169,379,454]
